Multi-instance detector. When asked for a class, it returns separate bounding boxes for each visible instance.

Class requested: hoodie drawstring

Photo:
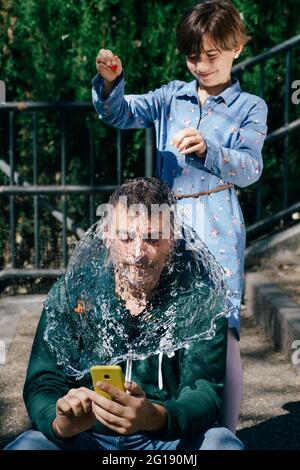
[158,352,163,390]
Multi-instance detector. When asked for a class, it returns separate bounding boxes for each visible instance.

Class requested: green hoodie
[23,279,228,446]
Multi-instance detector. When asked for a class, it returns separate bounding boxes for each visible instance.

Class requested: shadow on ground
[237,402,300,450]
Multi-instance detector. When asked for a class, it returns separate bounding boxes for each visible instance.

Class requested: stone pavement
[236,309,300,449]
[0,295,45,449]
[0,295,299,450]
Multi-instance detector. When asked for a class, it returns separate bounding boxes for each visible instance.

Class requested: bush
[0,0,299,273]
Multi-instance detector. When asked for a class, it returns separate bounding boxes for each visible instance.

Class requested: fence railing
[0,101,154,280]
[232,34,300,221]
[1,35,300,281]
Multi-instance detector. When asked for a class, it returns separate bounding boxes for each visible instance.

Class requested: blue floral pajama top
[92,73,268,338]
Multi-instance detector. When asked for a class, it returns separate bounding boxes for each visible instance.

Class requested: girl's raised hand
[96,48,123,82]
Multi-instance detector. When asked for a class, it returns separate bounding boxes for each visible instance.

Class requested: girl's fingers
[106,49,114,60]
[100,49,112,60]
[171,129,199,147]
[182,142,206,156]
[98,49,109,62]
[111,56,120,68]
[177,136,200,152]
[110,56,122,74]
[96,52,122,78]
[113,56,122,66]
[96,55,109,68]
[96,53,107,63]
[97,49,114,65]
[104,49,114,66]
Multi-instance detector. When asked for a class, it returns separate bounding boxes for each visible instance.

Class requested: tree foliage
[0,0,299,274]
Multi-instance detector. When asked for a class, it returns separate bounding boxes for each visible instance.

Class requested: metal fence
[0,102,154,281]
[232,33,300,219]
[232,34,300,239]
[0,35,300,282]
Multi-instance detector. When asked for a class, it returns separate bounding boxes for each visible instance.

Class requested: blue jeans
[5,427,244,450]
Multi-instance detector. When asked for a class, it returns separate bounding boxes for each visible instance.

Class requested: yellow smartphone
[90,365,125,400]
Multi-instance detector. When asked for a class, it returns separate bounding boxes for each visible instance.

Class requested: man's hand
[96,48,123,83]
[52,387,97,438]
[87,381,167,436]
[171,128,207,158]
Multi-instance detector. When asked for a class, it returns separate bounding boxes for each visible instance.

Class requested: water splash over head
[44,213,234,380]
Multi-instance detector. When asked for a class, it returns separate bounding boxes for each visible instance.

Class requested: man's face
[186,35,242,88]
[108,203,174,290]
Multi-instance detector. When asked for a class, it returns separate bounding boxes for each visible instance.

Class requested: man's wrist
[145,403,168,432]
[52,418,65,438]
[52,417,75,439]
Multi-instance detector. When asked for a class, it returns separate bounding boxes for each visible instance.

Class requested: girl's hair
[176,0,250,56]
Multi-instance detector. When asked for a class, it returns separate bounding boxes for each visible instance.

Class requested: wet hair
[102,178,177,259]
[176,0,250,56]
[108,177,177,211]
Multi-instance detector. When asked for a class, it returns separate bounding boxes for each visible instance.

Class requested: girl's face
[186,36,243,89]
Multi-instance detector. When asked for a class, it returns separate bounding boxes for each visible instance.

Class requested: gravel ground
[0,298,300,450]
[0,306,39,450]
[237,308,300,449]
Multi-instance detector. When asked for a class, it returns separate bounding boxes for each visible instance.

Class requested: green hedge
[0,0,299,271]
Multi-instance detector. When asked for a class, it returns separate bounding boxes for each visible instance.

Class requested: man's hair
[108,177,176,210]
[176,0,250,56]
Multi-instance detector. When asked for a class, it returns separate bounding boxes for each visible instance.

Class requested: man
[5,177,244,450]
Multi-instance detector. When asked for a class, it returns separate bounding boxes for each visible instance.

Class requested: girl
[92,0,268,433]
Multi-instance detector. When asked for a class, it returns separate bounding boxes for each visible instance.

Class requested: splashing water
[44,220,234,380]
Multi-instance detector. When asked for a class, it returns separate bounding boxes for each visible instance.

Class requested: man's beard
[119,264,159,291]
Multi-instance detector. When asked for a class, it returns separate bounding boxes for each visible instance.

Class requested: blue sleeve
[203,99,268,188]
[92,72,168,129]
